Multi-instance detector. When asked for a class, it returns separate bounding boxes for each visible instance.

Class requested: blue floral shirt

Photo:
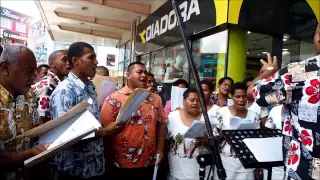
[50,72,104,178]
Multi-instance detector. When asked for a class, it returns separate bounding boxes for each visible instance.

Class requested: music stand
[221,129,284,180]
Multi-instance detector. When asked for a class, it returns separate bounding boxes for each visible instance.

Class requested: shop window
[125,42,131,62]
[150,50,165,82]
[1,17,12,29]
[117,62,124,88]
[15,22,27,34]
[141,54,151,72]
[119,45,125,63]
[123,61,129,85]
[246,32,273,78]
[282,34,317,68]
[192,30,228,89]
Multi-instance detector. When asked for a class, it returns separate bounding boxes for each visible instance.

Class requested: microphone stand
[171,0,226,180]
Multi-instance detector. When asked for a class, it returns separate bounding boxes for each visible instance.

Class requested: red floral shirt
[100,85,168,168]
[254,55,320,180]
[32,71,61,118]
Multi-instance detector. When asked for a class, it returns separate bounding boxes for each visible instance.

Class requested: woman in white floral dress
[214,82,259,180]
[167,88,212,180]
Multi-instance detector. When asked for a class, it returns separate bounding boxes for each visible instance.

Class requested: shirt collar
[119,85,133,95]
[68,72,92,90]
[0,84,27,104]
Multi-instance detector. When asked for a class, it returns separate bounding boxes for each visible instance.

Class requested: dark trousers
[57,174,105,180]
[109,167,154,180]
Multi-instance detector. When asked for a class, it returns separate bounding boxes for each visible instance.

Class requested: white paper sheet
[39,110,101,150]
[230,116,260,130]
[183,120,217,139]
[99,81,117,106]
[227,99,234,106]
[116,89,150,123]
[243,137,283,162]
[171,86,187,111]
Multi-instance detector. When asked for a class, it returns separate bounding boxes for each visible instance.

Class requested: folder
[116,88,150,123]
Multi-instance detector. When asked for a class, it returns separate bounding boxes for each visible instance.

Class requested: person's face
[177,83,186,88]
[126,64,148,89]
[73,47,98,78]
[232,89,247,110]
[202,84,212,101]
[51,51,70,77]
[147,75,157,93]
[38,67,48,80]
[219,79,232,95]
[314,23,320,53]
[184,92,200,116]
[1,48,37,95]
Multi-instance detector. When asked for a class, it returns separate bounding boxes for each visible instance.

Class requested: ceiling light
[282,49,288,51]
[81,7,89,10]
[283,38,287,41]
[247,52,249,54]
[247,31,251,34]
[262,52,268,54]
[258,54,261,56]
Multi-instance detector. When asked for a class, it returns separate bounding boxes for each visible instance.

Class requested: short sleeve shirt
[0,84,40,180]
[100,85,168,168]
[253,55,320,180]
[50,72,104,178]
[32,71,61,118]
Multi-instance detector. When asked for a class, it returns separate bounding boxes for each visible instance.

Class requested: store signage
[136,0,216,52]
[141,0,200,43]
[2,30,27,41]
[0,7,32,24]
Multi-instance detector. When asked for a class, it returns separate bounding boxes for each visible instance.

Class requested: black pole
[171,0,226,179]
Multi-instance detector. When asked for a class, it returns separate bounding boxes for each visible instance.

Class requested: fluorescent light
[282,49,288,51]
[247,52,249,54]
[247,31,251,34]
[283,38,287,41]
[262,52,268,54]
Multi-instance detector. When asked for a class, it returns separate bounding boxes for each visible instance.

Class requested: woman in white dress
[214,82,259,180]
[201,79,220,120]
[167,88,211,180]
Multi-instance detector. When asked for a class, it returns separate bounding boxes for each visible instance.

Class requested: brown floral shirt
[0,84,40,180]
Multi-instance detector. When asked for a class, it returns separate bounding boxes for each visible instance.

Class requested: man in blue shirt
[50,42,125,180]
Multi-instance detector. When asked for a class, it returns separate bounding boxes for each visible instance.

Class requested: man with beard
[100,62,167,180]
[0,44,49,180]
[32,50,70,123]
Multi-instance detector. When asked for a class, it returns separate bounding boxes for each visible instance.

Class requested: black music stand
[221,129,284,180]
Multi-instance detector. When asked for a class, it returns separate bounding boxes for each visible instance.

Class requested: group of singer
[0,22,319,180]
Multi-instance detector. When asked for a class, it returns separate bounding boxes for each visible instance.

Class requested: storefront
[0,7,32,47]
[131,0,319,91]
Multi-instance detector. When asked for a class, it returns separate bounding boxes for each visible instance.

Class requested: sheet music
[99,81,117,106]
[183,120,217,139]
[171,86,187,111]
[243,137,283,162]
[230,116,259,130]
[116,89,150,123]
[39,110,101,150]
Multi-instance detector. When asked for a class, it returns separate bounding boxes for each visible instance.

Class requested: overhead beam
[58,25,121,40]
[55,12,131,31]
[83,0,150,16]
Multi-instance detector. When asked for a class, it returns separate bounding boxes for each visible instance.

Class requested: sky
[0,0,41,22]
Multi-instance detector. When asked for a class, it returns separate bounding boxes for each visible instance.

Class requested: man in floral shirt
[0,44,49,180]
[248,23,320,180]
[32,50,70,123]
[100,62,168,180]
